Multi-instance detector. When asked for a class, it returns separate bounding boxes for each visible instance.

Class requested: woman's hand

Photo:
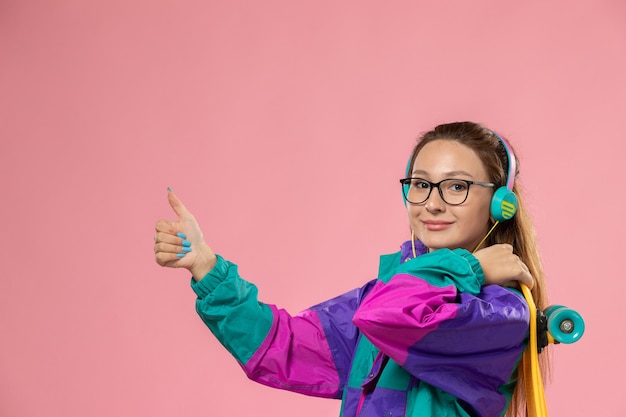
[154,190,217,281]
[473,244,534,289]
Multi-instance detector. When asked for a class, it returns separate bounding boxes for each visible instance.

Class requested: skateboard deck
[520,284,585,417]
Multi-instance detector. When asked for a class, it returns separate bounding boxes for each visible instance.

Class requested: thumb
[167,188,191,218]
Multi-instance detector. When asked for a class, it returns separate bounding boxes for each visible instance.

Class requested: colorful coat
[191,241,530,416]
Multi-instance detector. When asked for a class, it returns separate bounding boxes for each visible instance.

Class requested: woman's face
[407,139,493,252]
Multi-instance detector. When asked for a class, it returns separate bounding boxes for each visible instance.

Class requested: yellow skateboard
[520,284,585,417]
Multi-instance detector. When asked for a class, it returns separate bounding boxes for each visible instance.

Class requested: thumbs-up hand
[154,189,217,281]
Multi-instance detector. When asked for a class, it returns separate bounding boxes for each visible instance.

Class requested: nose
[424,185,445,212]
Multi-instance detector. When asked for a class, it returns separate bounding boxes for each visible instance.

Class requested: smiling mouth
[422,221,453,231]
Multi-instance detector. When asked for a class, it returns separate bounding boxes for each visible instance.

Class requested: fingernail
[177,232,187,239]
[182,240,191,247]
[177,253,186,258]
[167,187,173,192]
[181,247,192,253]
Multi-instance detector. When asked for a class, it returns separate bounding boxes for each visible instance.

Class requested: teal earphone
[489,132,518,222]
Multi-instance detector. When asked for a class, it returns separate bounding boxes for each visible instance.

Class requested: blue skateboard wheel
[546,307,585,344]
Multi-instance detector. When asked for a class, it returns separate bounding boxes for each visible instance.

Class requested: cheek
[468,202,493,230]
[407,204,422,221]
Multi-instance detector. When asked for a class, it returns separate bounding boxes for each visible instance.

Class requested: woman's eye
[448,181,468,192]
[413,180,430,189]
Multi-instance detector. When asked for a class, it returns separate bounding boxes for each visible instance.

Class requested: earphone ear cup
[491,186,518,221]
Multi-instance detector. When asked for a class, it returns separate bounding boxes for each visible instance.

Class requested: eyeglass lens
[405,179,470,205]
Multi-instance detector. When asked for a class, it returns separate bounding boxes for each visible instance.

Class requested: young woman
[154,121,548,417]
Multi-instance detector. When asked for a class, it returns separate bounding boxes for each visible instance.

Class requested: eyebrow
[411,169,475,178]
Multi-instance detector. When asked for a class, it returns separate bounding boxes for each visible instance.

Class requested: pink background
[1,1,624,416]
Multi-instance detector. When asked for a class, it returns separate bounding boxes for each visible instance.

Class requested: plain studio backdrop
[1,1,624,416]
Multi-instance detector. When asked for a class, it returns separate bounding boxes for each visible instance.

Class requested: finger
[498,243,514,253]
[154,241,192,255]
[520,271,534,289]
[154,242,192,258]
[502,280,519,289]
[155,219,178,234]
[167,189,191,218]
[519,263,534,289]
[155,251,185,266]
[154,230,188,246]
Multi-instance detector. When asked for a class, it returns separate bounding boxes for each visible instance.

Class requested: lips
[422,220,453,231]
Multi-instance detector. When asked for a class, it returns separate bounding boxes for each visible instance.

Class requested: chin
[418,237,471,252]
[418,240,451,251]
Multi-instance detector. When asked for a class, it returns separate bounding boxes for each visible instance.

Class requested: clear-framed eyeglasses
[399,177,495,205]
